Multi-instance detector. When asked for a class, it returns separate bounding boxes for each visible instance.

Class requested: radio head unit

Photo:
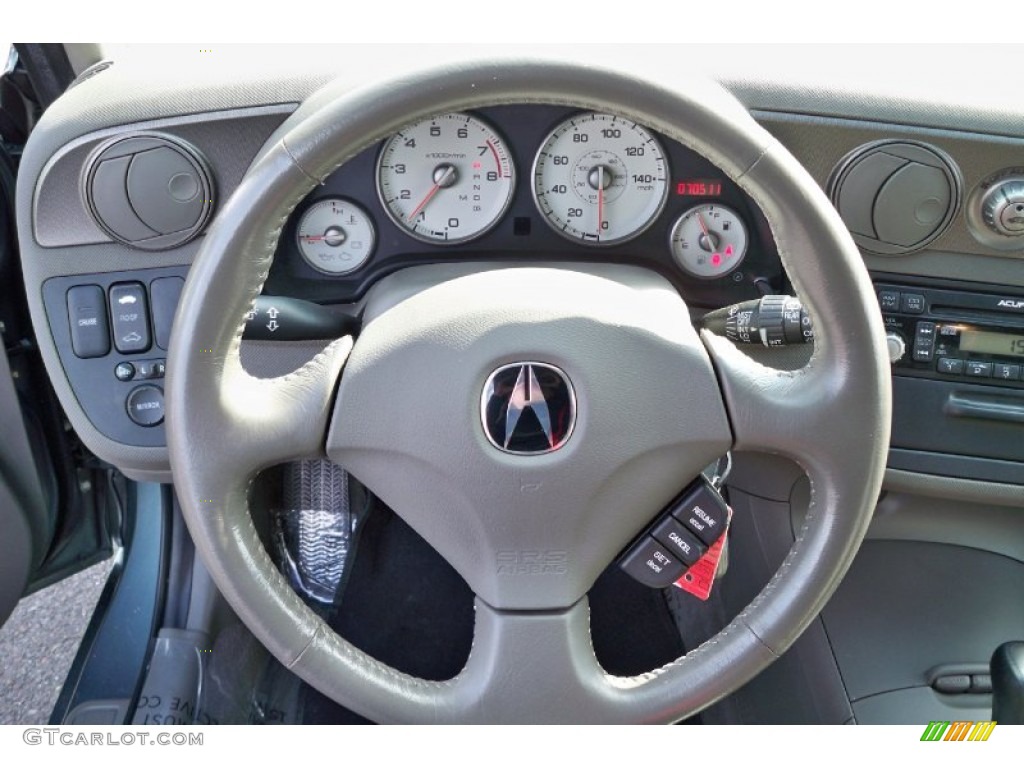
[876,283,1024,388]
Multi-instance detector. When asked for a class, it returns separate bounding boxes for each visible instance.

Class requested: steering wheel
[166,59,890,723]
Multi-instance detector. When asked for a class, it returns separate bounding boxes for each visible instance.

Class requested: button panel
[619,478,731,592]
[44,266,190,447]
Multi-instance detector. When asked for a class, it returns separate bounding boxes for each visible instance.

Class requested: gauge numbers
[377,113,515,244]
[532,113,669,245]
[295,198,375,275]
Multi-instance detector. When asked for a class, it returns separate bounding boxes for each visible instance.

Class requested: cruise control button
[109,282,151,353]
[126,385,164,427]
[937,357,963,375]
[671,482,729,547]
[651,516,706,566]
[965,361,993,378]
[67,285,111,358]
[619,537,686,589]
[993,363,1020,381]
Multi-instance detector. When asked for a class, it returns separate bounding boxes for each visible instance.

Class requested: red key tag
[674,506,732,601]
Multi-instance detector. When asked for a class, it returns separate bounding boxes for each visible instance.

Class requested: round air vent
[83,133,214,251]
[828,140,961,255]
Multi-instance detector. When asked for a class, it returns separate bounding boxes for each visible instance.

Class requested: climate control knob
[981,177,1024,237]
[885,331,907,364]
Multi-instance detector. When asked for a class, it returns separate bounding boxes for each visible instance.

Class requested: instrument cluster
[269,104,784,308]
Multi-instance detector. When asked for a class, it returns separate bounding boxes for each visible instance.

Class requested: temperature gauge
[296,198,375,275]
[670,204,748,279]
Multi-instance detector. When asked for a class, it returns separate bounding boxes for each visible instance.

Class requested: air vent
[828,140,961,255]
[83,133,214,251]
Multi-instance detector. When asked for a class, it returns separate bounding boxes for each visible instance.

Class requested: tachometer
[377,113,515,244]
[532,113,669,245]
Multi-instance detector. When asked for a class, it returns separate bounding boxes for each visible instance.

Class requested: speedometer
[377,113,515,244]
[532,113,669,245]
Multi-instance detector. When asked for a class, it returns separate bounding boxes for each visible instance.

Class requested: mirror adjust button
[134,359,166,380]
[109,282,151,353]
[126,385,164,427]
[651,516,706,566]
[67,285,111,358]
[672,483,729,547]
[619,537,686,589]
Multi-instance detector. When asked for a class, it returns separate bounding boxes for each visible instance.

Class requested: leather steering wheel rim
[166,58,891,724]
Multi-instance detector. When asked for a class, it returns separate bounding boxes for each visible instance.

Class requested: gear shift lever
[991,642,1024,724]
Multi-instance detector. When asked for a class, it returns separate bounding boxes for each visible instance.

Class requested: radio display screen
[959,328,1024,359]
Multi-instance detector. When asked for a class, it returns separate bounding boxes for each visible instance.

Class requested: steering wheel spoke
[700,329,840,472]
[218,337,353,473]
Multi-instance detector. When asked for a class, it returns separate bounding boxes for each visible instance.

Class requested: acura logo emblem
[481,362,576,455]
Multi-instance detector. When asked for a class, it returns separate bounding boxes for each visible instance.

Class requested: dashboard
[13,48,1024,491]
[267,104,782,309]
[9,47,1024,728]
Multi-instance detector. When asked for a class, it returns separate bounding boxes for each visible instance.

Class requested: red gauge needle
[597,165,605,240]
[407,165,456,222]
[696,211,715,250]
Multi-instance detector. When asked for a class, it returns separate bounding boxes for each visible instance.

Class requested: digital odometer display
[960,329,1024,358]
[676,179,723,196]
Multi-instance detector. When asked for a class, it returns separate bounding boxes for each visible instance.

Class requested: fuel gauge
[670,204,748,279]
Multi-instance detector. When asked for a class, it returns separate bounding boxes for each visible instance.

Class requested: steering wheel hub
[481,360,576,456]
[327,265,731,610]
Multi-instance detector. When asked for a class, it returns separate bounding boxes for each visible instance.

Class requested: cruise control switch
[702,295,814,347]
[242,296,355,341]
[618,479,732,600]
